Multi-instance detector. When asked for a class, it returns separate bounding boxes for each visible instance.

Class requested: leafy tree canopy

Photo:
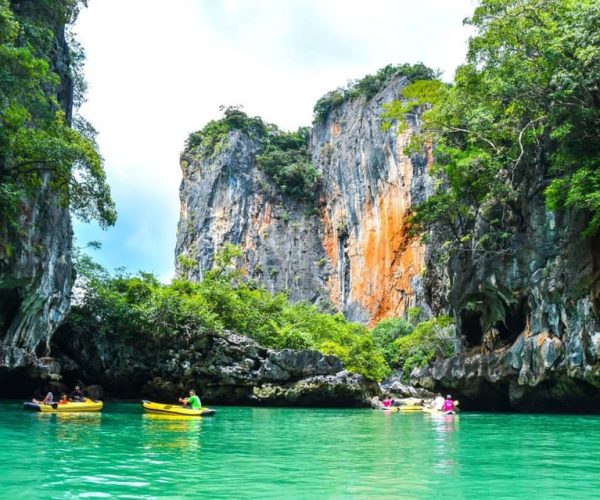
[68,246,389,382]
[0,0,116,228]
[383,0,600,243]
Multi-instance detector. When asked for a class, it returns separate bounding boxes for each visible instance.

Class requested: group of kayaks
[23,398,216,417]
[381,402,459,415]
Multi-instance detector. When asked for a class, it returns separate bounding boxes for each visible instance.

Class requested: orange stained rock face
[535,331,552,347]
[243,200,273,253]
[350,185,424,326]
[320,129,427,325]
[321,188,424,325]
[320,207,342,308]
[330,122,341,137]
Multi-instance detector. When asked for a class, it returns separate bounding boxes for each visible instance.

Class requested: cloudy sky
[73,0,477,281]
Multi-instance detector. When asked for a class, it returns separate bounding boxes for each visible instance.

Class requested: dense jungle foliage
[382,0,600,244]
[69,245,389,381]
[312,63,438,123]
[0,0,116,229]
[185,106,319,200]
[372,314,455,381]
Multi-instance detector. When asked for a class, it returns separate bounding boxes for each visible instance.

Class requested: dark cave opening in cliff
[496,297,528,345]
[460,309,484,348]
[0,288,21,333]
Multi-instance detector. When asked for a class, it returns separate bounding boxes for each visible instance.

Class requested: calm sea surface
[1,402,599,499]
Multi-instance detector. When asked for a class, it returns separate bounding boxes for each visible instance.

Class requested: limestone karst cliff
[0,12,74,373]
[177,66,600,411]
[176,75,432,325]
[412,180,600,411]
[311,84,432,324]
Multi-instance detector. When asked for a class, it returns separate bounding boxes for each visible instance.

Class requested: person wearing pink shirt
[442,395,455,413]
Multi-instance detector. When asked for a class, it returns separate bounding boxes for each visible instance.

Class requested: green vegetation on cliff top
[383,0,600,241]
[0,0,116,229]
[185,106,319,200]
[312,63,438,124]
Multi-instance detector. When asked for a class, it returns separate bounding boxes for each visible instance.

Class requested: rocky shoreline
[4,324,599,412]
[14,329,376,407]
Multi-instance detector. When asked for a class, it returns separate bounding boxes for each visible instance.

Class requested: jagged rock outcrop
[176,131,330,304]
[381,370,434,399]
[311,82,432,323]
[52,329,380,406]
[0,22,74,374]
[176,76,432,323]
[412,181,600,411]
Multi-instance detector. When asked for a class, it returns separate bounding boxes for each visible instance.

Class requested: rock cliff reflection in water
[1,403,599,498]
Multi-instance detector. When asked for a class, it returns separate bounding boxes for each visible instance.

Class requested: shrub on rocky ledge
[185,108,319,200]
[312,63,438,123]
[65,248,388,381]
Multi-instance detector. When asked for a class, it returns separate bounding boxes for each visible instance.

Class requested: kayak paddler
[442,395,455,413]
[179,389,202,410]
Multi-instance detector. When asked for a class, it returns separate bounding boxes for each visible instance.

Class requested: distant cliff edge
[176,73,432,325]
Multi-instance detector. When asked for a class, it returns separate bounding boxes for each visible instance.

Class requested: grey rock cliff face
[0,179,73,368]
[176,131,331,304]
[176,76,432,323]
[310,78,432,323]
[0,25,74,372]
[413,176,600,411]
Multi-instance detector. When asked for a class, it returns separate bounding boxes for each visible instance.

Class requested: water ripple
[1,403,600,498]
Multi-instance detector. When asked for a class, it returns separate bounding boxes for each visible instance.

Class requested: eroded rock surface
[0,24,74,373]
[175,76,432,323]
[413,185,600,411]
[52,329,380,406]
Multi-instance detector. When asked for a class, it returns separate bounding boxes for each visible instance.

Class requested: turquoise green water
[1,402,599,499]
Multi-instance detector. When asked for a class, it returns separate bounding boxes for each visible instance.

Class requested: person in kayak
[432,393,445,411]
[70,385,85,402]
[179,389,201,409]
[32,391,53,405]
[442,395,455,413]
[59,393,69,405]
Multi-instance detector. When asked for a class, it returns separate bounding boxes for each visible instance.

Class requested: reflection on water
[44,412,103,424]
[428,412,460,432]
[428,413,460,476]
[2,403,600,498]
[141,413,202,452]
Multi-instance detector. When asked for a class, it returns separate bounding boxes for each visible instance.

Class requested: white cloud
[73,0,476,280]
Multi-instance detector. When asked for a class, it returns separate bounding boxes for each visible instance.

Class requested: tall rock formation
[311,84,431,323]
[176,68,600,411]
[176,130,330,305]
[413,187,600,411]
[176,75,431,324]
[0,14,74,376]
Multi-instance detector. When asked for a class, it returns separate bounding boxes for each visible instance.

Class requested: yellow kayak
[23,399,103,413]
[141,400,216,417]
[382,405,423,412]
[397,405,423,412]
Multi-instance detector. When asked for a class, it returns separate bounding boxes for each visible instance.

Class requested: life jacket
[442,400,454,412]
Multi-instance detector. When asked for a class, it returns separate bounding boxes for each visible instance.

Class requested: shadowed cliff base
[427,378,600,414]
[43,328,381,407]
